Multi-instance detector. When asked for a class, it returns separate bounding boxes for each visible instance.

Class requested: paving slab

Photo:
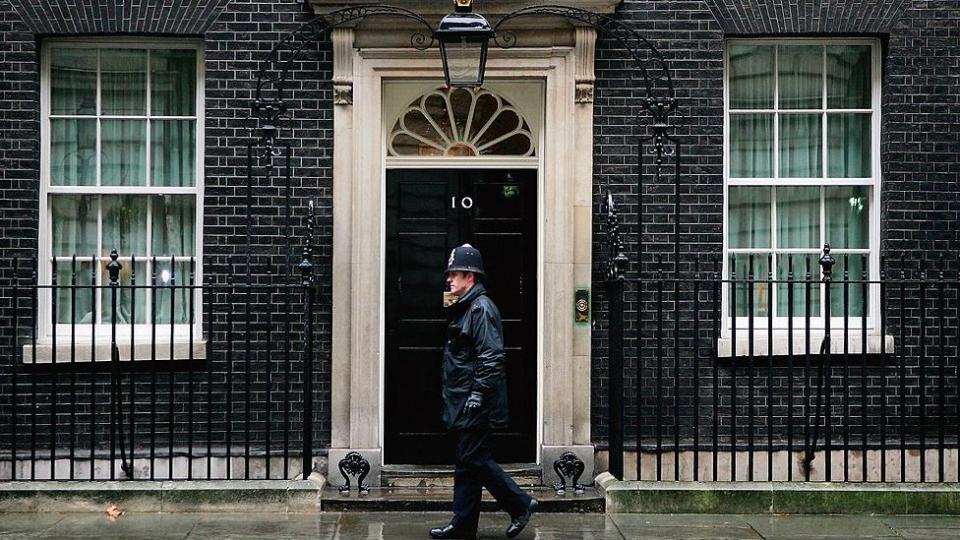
[608,514,752,528]
[38,513,200,538]
[744,515,899,538]
[880,515,960,529]
[0,514,65,537]
[15,511,960,539]
[895,529,960,540]
[188,513,339,539]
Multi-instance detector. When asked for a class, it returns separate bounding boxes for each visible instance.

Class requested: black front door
[385,169,537,465]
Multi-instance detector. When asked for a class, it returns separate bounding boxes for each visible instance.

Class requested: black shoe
[505,498,538,538]
[429,523,477,539]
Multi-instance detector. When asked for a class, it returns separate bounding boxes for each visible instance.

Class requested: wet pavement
[2,512,960,539]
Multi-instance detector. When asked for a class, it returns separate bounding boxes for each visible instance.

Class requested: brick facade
[0,0,958,468]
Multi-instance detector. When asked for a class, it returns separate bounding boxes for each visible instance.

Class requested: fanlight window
[388,88,535,157]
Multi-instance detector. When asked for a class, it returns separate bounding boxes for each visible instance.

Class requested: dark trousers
[451,425,532,530]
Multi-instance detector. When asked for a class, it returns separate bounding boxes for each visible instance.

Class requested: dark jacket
[441,282,509,431]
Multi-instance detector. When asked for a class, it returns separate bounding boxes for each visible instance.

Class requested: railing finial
[106,248,123,285]
[819,243,835,282]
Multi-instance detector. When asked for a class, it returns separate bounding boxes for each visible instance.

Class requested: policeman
[429,244,538,539]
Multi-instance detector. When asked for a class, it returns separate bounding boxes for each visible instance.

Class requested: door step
[380,464,542,488]
[320,486,604,513]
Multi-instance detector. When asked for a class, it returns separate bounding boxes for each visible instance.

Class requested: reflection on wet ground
[3,511,960,539]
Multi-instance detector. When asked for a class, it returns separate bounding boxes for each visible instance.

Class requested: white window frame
[721,38,882,343]
[37,38,204,349]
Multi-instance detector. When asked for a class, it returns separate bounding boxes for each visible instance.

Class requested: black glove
[463,391,483,416]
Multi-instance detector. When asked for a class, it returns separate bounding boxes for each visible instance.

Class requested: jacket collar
[447,282,486,319]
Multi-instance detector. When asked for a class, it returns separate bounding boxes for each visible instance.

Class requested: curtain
[152,121,195,186]
[730,114,773,178]
[827,45,871,109]
[151,49,196,116]
[153,196,195,324]
[825,186,868,249]
[729,45,773,109]
[828,114,871,178]
[52,195,96,324]
[776,254,821,318]
[779,114,821,178]
[729,187,771,249]
[776,186,819,249]
[50,48,96,115]
[731,254,770,317]
[51,119,97,186]
[101,49,145,115]
[778,45,822,109]
[101,120,147,186]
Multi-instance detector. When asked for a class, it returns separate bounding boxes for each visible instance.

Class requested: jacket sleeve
[470,303,505,395]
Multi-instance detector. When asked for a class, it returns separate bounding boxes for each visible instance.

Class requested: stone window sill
[717,332,895,358]
[21,339,207,364]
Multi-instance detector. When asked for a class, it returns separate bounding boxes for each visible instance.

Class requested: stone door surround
[326,17,597,487]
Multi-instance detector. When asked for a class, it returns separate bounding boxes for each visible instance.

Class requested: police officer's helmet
[444,243,486,277]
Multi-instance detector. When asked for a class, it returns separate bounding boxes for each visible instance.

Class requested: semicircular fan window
[388,88,535,157]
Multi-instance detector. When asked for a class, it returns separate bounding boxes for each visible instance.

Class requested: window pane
[152,195,195,256]
[50,119,97,186]
[151,49,196,116]
[151,120,195,186]
[825,186,869,249]
[101,49,146,115]
[729,187,770,249]
[51,195,97,256]
[827,45,871,109]
[827,113,871,178]
[779,114,822,178]
[729,254,770,317]
[101,259,147,325]
[153,260,193,324]
[829,253,868,318]
[729,45,774,109]
[101,120,146,186]
[730,114,773,178]
[778,45,822,109]
[776,254,821,318]
[55,259,95,324]
[777,187,820,248]
[101,195,148,257]
[50,48,97,115]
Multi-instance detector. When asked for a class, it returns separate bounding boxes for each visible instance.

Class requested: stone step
[320,486,604,513]
[380,464,543,488]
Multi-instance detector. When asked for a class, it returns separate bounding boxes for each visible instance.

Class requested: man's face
[446,271,475,297]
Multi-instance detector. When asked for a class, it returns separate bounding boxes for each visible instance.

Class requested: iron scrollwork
[249,5,437,158]
[492,5,676,110]
[337,451,371,495]
[552,451,586,495]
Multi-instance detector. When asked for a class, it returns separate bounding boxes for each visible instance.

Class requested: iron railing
[606,245,960,482]
[0,250,320,481]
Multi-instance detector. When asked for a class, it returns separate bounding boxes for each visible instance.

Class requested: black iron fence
[606,244,960,482]
[0,249,320,481]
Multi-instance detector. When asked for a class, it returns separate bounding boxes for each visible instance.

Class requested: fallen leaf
[104,505,124,521]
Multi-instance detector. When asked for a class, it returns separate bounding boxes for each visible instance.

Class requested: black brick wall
[704,0,911,34]
[7,0,233,35]
[1,0,958,466]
